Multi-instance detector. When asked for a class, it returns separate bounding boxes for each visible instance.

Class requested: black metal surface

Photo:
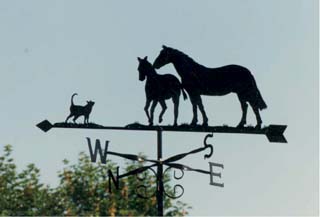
[35,43,289,216]
[37,116,287,216]
[135,167,157,199]
[163,167,185,199]
[156,130,164,216]
[153,46,267,128]
[37,120,287,143]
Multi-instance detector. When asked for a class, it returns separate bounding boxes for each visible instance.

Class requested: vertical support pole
[156,129,164,216]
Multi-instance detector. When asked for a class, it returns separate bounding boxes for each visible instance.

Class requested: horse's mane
[168,47,206,70]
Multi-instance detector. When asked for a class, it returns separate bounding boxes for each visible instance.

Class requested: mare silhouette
[65,93,95,124]
[153,46,267,128]
[137,56,187,126]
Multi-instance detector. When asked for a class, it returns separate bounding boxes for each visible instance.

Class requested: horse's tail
[71,93,78,106]
[248,73,267,110]
[255,89,267,110]
[181,87,188,100]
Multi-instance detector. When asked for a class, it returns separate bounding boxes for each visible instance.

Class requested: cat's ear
[144,56,148,60]
[137,57,142,62]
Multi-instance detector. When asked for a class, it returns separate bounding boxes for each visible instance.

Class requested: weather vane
[37,46,287,216]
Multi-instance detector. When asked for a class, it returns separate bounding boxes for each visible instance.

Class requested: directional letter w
[86,138,109,164]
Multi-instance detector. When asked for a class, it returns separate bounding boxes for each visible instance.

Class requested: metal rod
[37,120,288,143]
[156,129,164,216]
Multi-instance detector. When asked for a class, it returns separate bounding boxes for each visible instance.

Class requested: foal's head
[137,56,155,81]
[153,45,174,69]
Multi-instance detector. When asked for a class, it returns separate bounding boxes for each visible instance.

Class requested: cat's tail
[71,93,78,105]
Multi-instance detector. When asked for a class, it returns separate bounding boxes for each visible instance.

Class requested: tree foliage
[0,145,191,216]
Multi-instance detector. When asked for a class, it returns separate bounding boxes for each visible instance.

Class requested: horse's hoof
[159,118,163,123]
[236,123,245,128]
[202,122,208,127]
[190,120,198,126]
[254,124,261,129]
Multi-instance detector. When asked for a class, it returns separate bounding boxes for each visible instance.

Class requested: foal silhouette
[137,56,187,126]
[153,46,267,128]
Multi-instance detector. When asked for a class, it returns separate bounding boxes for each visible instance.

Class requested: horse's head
[153,45,173,69]
[137,56,153,81]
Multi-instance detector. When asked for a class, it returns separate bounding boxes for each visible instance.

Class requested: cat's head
[86,100,95,107]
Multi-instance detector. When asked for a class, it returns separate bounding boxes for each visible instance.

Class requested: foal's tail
[181,88,188,100]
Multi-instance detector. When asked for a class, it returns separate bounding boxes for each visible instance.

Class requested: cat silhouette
[65,93,95,124]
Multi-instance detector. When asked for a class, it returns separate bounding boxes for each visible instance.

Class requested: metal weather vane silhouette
[37,46,287,216]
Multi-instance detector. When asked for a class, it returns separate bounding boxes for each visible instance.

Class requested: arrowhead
[266,125,287,143]
[37,120,53,132]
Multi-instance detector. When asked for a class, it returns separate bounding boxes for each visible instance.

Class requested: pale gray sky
[0,0,318,215]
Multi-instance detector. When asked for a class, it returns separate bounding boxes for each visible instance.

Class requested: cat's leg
[65,114,73,123]
[85,115,90,125]
[73,115,79,123]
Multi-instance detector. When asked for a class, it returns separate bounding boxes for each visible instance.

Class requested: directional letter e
[209,162,224,187]
[86,138,109,164]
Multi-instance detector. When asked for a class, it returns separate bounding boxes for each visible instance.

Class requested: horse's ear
[162,45,167,49]
[137,57,142,62]
[144,56,148,60]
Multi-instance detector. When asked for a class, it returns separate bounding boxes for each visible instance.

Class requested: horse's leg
[237,94,248,128]
[196,96,208,126]
[249,101,262,129]
[149,100,158,126]
[172,95,180,126]
[158,100,167,124]
[189,95,198,126]
[144,98,151,123]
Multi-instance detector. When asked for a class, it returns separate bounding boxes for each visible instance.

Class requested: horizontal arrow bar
[118,164,157,179]
[166,163,211,175]
[36,120,287,143]
[107,150,158,164]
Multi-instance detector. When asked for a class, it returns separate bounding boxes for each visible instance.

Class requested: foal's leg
[237,94,248,128]
[158,100,167,124]
[149,100,158,126]
[144,98,151,123]
[172,95,180,126]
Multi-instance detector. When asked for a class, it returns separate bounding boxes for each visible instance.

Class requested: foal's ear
[144,56,148,60]
[162,45,168,49]
[137,57,142,62]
